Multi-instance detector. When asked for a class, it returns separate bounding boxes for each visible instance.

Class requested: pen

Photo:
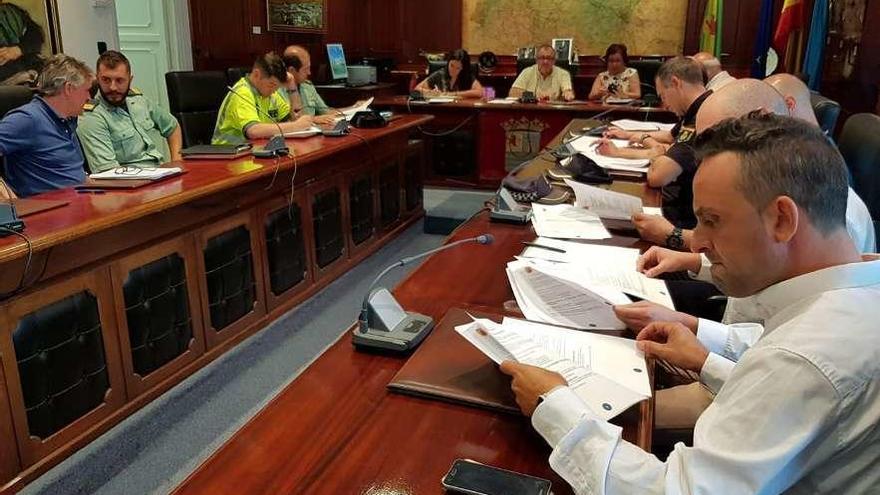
[77,189,106,194]
[521,242,566,253]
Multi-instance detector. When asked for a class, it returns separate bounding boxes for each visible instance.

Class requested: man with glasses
[77,50,182,173]
[212,51,313,145]
[0,54,93,197]
[509,44,574,102]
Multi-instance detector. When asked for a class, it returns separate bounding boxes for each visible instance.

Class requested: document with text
[530,203,611,240]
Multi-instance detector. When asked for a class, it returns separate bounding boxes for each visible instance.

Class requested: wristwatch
[639,133,650,144]
[665,227,684,249]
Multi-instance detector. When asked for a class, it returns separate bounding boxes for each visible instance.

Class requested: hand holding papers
[564,179,643,220]
[456,317,651,420]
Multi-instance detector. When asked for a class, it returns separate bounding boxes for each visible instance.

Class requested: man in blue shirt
[0,54,94,197]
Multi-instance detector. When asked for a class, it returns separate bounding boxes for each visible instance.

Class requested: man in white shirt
[501,113,880,494]
[691,51,735,91]
[508,44,574,102]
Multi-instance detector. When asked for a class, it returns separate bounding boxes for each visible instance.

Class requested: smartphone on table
[441,458,552,495]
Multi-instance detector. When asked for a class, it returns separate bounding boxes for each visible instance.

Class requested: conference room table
[374,95,677,188]
[172,120,661,495]
[0,114,433,492]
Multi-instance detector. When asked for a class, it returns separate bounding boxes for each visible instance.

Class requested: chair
[0,85,33,118]
[810,92,841,137]
[225,67,249,86]
[630,58,664,99]
[164,70,229,147]
[426,60,480,78]
[837,113,880,230]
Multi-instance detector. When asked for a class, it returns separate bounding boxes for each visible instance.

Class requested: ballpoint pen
[521,242,566,253]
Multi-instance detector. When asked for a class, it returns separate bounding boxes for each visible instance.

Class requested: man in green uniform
[77,50,182,173]
[212,51,313,145]
[281,45,368,125]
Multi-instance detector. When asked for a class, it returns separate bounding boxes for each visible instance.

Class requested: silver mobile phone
[441,459,552,495]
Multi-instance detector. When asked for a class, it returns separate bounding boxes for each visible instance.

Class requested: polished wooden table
[0,115,432,493]
[173,122,660,495]
[375,95,677,188]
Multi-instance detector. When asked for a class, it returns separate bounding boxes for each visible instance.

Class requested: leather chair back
[226,67,249,86]
[838,113,880,224]
[810,92,841,137]
[630,58,664,98]
[0,85,33,118]
[164,70,228,147]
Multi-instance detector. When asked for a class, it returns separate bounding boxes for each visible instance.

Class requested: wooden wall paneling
[257,191,315,312]
[307,175,347,283]
[363,0,401,59]
[0,357,20,487]
[109,235,206,400]
[195,210,267,350]
[189,0,250,70]
[0,269,126,467]
[398,0,463,63]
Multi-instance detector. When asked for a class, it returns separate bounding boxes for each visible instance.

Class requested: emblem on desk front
[502,117,548,171]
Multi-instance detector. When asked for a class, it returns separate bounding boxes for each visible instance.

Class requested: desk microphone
[225,85,289,158]
[353,233,494,352]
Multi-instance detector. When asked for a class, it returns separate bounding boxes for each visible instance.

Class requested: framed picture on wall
[0,0,62,86]
[266,0,327,33]
[551,38,573,63]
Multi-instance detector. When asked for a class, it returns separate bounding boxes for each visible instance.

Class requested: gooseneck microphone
[353,233,494,352]
[225,85,289,157]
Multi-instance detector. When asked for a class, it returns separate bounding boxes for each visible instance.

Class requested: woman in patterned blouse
[588,43,641,100]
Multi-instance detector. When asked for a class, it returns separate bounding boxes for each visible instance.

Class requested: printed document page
[530,204,611,240]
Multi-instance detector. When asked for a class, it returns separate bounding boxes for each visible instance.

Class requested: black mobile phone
[441,459,552,495]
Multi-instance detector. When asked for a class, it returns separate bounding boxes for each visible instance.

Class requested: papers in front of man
[283,126,322,138]
[563,135,650,174]
[455,316,651,420]
[610,119,676,132]
[340,97,374,120]
[530,203,611,240]
[89,166,183,181]
[564,179,644,220]
[515,238,675,309]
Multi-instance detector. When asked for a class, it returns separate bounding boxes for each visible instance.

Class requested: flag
[699,0,724,57]
[751,0,775,77]
[773,0,805,56]
[803,0,829,90]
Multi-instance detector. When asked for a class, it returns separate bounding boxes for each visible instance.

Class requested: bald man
[282,45,368,125]
[764,73,819,126]
[615,79,876,431]
[691,51,735,91]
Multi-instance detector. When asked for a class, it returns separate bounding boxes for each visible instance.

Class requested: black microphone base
[352,312,434,352]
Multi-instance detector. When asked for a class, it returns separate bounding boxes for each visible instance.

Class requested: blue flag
[751,0,775,78]
[803,0,829,90]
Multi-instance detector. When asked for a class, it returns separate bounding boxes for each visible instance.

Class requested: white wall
[57,0,120,64]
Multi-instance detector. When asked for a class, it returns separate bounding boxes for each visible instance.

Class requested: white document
[605,97,634,104]
[283,126,322,138]
[530,203,611,240]
[486,98,517,105]
[341,97,374,119]
[564,135,650,172]
[611,119,676,132]
[507,258,629,330]
[642,206,663,216]
[89,166,181,181]
[427,96,456,103]
[455,317,651,420]
[564,179,643,220]
[517,238,674,308]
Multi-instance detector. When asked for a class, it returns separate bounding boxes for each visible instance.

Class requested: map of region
[463,0,687,56]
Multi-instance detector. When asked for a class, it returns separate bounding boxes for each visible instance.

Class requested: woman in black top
[415,49,483,98]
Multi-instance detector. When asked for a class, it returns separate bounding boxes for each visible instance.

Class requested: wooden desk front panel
[0,357,20,486]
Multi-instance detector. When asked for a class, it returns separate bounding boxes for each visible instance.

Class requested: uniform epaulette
[127,87,143,96]
[82,101,96,112]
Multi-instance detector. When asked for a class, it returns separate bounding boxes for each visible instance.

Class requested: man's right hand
[637,246,702,278]
[613,301,698,333]
[636,321,709,373]
[602,127,631,140]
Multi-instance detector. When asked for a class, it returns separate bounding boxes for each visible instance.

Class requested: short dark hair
[97,50,131,73]
[695,112,849,235]
[253,52,289,83]
[604,44,629,65]
[656,56,704,86]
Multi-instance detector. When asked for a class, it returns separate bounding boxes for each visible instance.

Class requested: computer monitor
[326,43,348,82]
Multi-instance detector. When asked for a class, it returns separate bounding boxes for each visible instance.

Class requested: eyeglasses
[114,165,158,176]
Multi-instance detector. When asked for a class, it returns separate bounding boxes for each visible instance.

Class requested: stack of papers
[611,119,676,132]
[427,96,456,103]
[486,98,517,105]
[89,167,182,181]
[456,317,651,420]
[564,135,650,173]
[283,126,322,138]
[530,203,611,240]
[340,97,374,120]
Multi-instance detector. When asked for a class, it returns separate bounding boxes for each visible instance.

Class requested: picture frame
[0,0,63,86]
[551,38,573,63]
[266,0,327,33]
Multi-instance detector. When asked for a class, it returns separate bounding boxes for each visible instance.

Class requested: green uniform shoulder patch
[82,101,96,112]
[127,87,143,96]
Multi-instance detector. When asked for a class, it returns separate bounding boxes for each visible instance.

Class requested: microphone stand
[353,234,494,352]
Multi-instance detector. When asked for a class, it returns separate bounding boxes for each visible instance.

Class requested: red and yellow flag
[773,0,805,54]
[700,0,723,57]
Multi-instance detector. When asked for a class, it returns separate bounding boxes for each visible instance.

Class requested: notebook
[181,144,253,160]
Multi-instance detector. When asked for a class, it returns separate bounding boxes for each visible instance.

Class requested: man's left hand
[499,361,566,416]
[631,213,675,246]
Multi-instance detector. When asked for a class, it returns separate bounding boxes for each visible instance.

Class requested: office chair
[837,113,880,226]
[809,92,841,138]
[0,85,33,118]
[165,70,229,147]
[225,67,249,86]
